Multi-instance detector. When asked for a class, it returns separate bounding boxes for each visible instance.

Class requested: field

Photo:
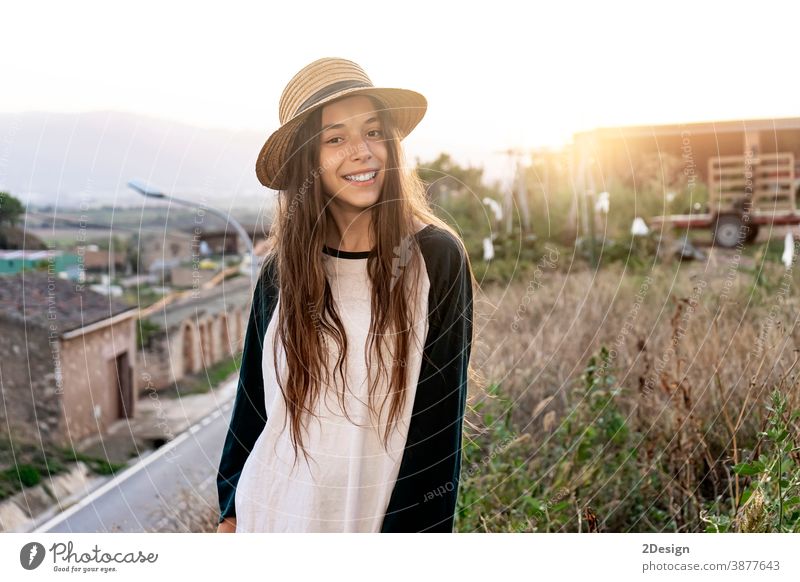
[456,244,800,532]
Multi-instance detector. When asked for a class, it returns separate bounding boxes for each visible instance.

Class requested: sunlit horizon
[2,0,798,190]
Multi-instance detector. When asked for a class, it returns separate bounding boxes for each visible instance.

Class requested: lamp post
[127,180,259,285]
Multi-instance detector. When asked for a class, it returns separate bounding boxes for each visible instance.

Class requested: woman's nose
[349,136,373,161]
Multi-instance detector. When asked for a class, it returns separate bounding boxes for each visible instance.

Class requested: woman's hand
[216,517,237,533]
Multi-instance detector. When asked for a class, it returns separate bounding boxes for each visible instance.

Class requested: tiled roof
[0,272,135,334]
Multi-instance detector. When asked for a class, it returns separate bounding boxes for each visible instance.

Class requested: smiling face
[318,95,388,212]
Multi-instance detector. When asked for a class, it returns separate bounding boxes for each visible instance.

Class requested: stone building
[0,272,138,447]
[135,230,196,281]
[183,228,241,256]
[80,247,128,274]
[137,275,252,391]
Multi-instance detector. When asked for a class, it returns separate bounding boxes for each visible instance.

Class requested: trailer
[573,117,800,249]
[650,152,800,248]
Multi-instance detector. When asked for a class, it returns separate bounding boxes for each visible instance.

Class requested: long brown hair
[261,94,480,469]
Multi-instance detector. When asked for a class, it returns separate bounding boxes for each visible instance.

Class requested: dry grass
[459,252,800,532]
[146,487,219,533]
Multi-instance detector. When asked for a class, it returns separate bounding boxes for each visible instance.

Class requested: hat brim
[255,87,427,190]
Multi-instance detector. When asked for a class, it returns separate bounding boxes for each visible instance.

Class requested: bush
[5,464,41,488]
[136,319,163,350]
[704,389,800,532]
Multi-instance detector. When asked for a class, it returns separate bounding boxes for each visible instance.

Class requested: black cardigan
[216,224,474,532]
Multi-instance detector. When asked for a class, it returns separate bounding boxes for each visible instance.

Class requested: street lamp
[127,180,259,285]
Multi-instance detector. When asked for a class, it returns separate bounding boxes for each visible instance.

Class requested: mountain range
[0,110,272,209]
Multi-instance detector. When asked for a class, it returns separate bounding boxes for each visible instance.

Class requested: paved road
[33,402,233,533]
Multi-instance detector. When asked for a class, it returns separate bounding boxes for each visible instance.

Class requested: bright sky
[2,0,797,176]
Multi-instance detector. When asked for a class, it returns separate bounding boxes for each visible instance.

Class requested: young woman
[216,57,476,533]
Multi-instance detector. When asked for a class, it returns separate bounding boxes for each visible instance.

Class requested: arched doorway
[204,319,215,365]
[182,322,197,375]
[219,313,230,358]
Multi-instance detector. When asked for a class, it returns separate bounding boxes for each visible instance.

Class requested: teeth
[345,171,377,182]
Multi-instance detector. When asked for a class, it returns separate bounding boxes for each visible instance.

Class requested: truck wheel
[713,214,745,248]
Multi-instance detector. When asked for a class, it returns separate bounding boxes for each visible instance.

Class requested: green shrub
[4,464,41,488]
[704,389,800,532]
[136,319,163,350]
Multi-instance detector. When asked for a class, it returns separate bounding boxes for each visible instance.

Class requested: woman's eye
[325,129,381,145]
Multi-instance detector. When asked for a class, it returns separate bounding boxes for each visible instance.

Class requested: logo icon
[20,542,46,570]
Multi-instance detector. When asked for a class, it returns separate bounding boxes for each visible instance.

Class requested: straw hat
[255,57,427,190]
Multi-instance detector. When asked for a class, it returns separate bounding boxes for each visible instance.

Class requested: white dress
[233,248,430,532]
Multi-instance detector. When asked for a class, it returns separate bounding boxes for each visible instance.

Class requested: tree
[0,192,24,226]
[415,153,495,205]
[414,153,501,252]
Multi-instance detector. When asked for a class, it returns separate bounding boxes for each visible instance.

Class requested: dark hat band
[294,79,373,116]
